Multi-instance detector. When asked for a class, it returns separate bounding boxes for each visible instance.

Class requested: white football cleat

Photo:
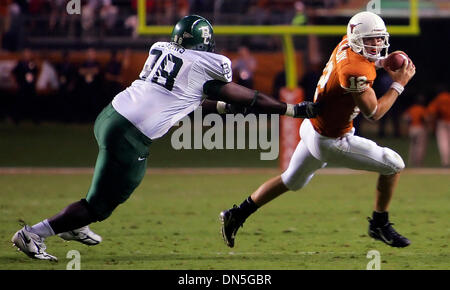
[58,226,102,246]
[11,225,58,261]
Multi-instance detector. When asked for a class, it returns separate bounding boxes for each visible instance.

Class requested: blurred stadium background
[0,0,449,169]
[1,0,450,271]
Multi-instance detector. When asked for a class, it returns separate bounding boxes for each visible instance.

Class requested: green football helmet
[171,15,215,52]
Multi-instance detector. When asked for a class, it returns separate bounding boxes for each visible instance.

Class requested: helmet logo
[198,26,211,45]
[350,22,363,33]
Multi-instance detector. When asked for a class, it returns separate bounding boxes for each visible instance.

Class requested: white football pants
[281,119,405,191]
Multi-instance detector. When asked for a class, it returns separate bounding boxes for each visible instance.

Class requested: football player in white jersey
[11,15,320,261]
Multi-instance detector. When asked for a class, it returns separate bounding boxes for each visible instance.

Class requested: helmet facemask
[351,33,390,61]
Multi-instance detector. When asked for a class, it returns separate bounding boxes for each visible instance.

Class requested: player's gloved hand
[292,101,321,118]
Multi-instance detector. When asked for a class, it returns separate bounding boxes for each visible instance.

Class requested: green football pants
[86,103,152,221]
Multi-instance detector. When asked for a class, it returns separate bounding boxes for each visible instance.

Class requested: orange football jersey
[311,36,376,137]
[427,92,450,122]
[405,104,427,127]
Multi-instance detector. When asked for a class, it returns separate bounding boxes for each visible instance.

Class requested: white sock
[29,219,55,238]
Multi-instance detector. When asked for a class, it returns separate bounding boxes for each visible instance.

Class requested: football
[384,51,409,71]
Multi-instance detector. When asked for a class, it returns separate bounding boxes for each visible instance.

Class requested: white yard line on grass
[0,167,448,175]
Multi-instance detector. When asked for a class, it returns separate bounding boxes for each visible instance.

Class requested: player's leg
[409,126,427,167]
[436,121,450,167]
[250,175,288,207]
[417,127,428,167]
[69,102,151,228]
[407,127,418,166]
[220,137,326,248]
[375,173,400,213]
[10,106,113,261]
[12,104,151,259]
[321,132,410,247]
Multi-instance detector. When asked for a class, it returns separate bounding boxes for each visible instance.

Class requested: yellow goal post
[137,0,420,89]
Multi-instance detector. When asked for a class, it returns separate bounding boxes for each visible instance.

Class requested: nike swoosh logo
[378,229,394,244]
[138,157,146,161]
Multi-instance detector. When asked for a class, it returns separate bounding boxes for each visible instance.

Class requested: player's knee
[382,148,405,174]
[281,173,310,191]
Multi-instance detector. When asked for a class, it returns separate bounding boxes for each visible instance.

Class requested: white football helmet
[347,11,390,61]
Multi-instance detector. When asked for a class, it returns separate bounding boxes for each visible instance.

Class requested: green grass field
[0,121,443,168]
[1,171,449,270]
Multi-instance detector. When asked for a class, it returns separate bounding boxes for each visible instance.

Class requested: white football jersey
[112,42,232,139]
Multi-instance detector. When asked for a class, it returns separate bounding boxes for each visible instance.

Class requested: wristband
[216,101,227,114]
[284,104,295,117]
[390,82,404,95]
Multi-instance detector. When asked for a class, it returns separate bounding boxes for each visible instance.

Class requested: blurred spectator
[427,89,450,167]
[100,0,118,36]
[220,0,250,15]
[232,46,257,89]
[244,0,269,25]
[0,53,17,121]
[14,0,28,13]
[0,0,11,49]
[402,95,429,167]
[190,0,215,15]
[81,1,99,39]
[373,69,400,137]
[292,1,307,26]
[254,0,295,25]
[11,48,39,123]
[291,1,309,51]
[36,51,59,121]
[77,48,101,122]
[175,0,190,22]
[28,0,46,14]
[55,50,77,122]
[102,50,125,108]
[36,51,59,93]
[2,1,23,51]
[128,0,156,38]
[48,0,68,33]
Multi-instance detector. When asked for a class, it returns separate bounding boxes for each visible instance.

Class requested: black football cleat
[368,217,411,248]
[220,205,245,248]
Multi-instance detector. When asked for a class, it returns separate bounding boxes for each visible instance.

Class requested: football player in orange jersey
[427,90,450,167]
[220,11,416,248]
[402,95,429,167]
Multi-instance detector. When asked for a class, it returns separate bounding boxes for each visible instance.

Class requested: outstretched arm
[200,99,246,114]
[203,80,320,118]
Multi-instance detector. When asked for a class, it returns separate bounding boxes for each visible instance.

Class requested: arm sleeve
[203,79,228,97]
[338,63,375,93]
[197,53,233,83]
